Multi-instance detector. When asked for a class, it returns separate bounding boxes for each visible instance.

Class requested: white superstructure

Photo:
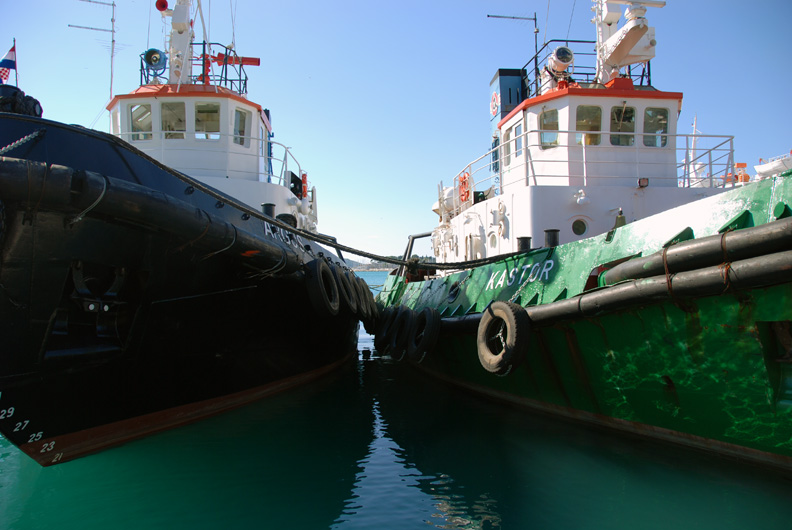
[107,0,318,232]
[429,0,738,266]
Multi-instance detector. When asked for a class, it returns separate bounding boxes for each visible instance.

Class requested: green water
[1,271,791,529]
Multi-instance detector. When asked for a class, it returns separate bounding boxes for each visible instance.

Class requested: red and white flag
[0,45,17,84]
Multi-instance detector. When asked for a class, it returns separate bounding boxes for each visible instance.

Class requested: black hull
[0,114,361,465]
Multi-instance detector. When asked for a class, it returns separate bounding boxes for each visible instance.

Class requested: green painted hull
[377,175,792,469]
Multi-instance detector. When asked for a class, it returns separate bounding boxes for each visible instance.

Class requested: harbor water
[1,270,791,529]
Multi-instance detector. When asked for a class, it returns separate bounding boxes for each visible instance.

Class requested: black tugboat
[0,0,373,466]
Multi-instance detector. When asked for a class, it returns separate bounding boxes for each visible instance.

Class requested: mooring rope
[0,129,45,156]
[37,123,513,273]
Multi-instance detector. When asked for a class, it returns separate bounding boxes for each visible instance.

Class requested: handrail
[441,128,736,219]
[116,130,304,187]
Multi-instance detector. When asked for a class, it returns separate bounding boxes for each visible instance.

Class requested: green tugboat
[374,1,792,470]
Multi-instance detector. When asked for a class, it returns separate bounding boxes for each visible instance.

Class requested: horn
[155,0,168,12]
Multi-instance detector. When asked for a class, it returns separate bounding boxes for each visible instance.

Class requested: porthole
[572,219,587,236]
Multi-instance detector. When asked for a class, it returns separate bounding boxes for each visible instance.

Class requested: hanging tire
[356,276,377,328]
[305,259,340,317]
[374,306,398,353]
[407,307,441,363]
[476,301,530,375]
[388,307,414,362]
[332,266,358,315]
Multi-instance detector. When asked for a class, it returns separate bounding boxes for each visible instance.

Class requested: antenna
[487,13,540,96]
[69,0,117,100]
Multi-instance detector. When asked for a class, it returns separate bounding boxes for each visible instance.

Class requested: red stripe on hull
[417,363,792,473]
[21,353,354,466]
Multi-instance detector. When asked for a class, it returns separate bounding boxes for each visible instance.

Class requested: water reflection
[1,323,791,530]
[363,351,792,530]
[0,361,374,530]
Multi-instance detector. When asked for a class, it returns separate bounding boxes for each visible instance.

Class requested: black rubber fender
[353,275,371,322]
[476,301,530,375]
[356,276,378,327]
[332,266,358,315]
[388,307,414,362]
[407,307,441,363]
[304,259,340,317]
[374,306,397,353]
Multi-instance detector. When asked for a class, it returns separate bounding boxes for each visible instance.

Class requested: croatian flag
[0,45,16,84]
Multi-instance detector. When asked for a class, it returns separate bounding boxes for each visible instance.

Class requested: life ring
[332,266,358,315]
[301,173,308,199]
[387,307,414,361]
[304,259,340,317]
[459,172,471,203]
[374,306,398,354]
[490,91,500,116]
[407,307,441,363]
[476,301,530,375]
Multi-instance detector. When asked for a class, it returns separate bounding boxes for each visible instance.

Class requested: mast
[155,0,195,85]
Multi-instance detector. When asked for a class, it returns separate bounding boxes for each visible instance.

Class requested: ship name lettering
[486,259,555,291]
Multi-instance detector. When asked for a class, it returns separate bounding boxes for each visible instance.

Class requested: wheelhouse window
[610,105,635,146]
[162,102,186,139]
[575,105,601,145]
[195,102,220,140]
[129,104,152,141]
[514,123,523,157]
[643,107,669,147]
[233,108,251,147]
[540,109,559,149]
[503,127,512,166]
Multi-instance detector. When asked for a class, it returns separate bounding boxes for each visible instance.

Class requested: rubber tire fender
[407,307,441,363]
[476,301,530,375]
[374,306,397,353]
[332,266,358,315]
[352,275,371,322]
[305,259,340,317]
[356,276,378,327]
[388,307,414,362]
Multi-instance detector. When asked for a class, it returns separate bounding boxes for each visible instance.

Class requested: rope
[68,174,108,225]
[200,224,237,261]
[0,129,45,156]
[52,122,515,273]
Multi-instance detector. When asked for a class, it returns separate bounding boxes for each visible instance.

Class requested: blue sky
[4,0,791,258]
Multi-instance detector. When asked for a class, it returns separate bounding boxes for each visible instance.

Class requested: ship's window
[503,127,512,166]
[643,107,669,147]
[575,105,601,145]
[540,109,559,149]
[514,123,523,157]
[572,219,587,235]
[195,102,220,140]
[162,102,186,139]
[234,108,251,147]
[610,105,635,146]
[129,104,152,141]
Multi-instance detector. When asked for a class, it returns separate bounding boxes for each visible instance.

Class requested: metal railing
[440,129,735,219]
[117,130,304,188]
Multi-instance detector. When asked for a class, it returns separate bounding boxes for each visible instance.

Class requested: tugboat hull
[0,115,361,465]
[376,177,792,471]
